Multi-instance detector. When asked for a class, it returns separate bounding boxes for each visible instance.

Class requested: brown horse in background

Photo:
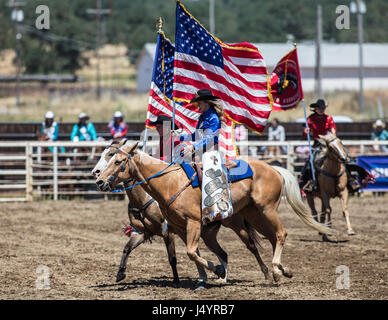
[96,142,332,286]
[92,140,269,287]
[305,132,355,239]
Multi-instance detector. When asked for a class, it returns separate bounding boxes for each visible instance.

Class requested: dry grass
[270,90,388,122]
[1,45,388,123]
[1,89,387,123]
[0,91,149,122]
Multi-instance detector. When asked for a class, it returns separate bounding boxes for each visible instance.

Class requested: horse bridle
[325,136,349,163]
[107,146,135,187]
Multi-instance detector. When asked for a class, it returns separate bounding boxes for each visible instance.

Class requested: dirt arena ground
[0,196,387,300]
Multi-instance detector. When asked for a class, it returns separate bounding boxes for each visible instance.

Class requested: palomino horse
[93,140,270,286]
[96,142,332,285]
[305,132,355,238]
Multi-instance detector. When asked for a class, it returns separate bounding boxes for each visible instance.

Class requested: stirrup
[348,179,360,192]
[302,180,314,193]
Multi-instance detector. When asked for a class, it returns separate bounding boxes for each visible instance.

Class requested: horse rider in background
[299,99,337,193]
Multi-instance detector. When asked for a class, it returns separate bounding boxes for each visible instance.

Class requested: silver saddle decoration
[201,150,233,225]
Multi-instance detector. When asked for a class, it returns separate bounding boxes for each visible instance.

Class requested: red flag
[270,48,304,111]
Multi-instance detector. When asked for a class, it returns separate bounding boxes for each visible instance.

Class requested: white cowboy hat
[45,111,55,119]
[113,111,124,118]
[78,112,90,120]
[373,119,386,129]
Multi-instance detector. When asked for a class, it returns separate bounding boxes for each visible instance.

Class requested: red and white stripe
[146,83,200,133]
[147,82,237,159]
[173,42,272,134]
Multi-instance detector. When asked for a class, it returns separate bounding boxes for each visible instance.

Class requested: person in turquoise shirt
[371,119,388,152]
[41,111,65,153]
[71,112,97,142]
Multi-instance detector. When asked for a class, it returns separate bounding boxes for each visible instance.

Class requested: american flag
[173,1,272,134]
[146,31,199,133]
[146,30,237,159]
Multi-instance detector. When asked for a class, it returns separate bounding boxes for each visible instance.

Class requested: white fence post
[286,142,293,173]
[53,146,58,201]
[25,144,33,201]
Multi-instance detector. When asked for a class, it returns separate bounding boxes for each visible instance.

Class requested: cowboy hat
[149,115,179,130]
[190,89,220,103]
[45,111,55,119]
[373,119,386,129]
[310,99,328,109]
[113,111,124,118]
[78,112,90,120]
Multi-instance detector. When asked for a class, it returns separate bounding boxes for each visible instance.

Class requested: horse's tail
[272,166,334,236]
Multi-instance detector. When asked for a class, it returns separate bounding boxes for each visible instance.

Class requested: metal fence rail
[0,140,387,202]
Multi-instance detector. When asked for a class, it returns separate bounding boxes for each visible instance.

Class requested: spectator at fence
[41,111,58,142]
[71,112,97,142]
[234,124,248,156]
[108,111,127,141]
[40,111,65,153]
[371,119,388,152]
[264,118,286,156]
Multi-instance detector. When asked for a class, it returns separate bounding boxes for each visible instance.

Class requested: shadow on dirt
[89,276,256,291]
[298,238,349,244]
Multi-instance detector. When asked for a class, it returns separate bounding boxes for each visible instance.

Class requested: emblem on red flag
[271,48,304,111]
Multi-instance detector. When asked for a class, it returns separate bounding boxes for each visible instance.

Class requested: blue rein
[110,151,185,193]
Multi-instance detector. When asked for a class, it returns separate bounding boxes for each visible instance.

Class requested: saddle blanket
[180,159,253,188]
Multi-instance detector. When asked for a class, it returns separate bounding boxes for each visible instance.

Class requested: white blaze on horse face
[92,147,110,178]
[331,139,347,161]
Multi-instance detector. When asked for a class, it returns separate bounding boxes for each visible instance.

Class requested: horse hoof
[348,230,356,236]
[214,265,226,279]
[264,271,272,281]
[215,276,227,284]
[282,267,293,278]
[273,271,281,283]
[322,234,330,242]
[193,281,207,291]
[116,272,126,282]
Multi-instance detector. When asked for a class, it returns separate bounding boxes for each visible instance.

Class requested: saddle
[180,159,254,188]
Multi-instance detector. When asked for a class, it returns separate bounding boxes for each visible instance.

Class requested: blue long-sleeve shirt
[71,122,97,141]
[179,107,220,151]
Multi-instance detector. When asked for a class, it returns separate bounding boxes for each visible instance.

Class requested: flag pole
[143,18,164,153]
[293,42,316,186]
[171,100,176,163]
[302,99,316,185]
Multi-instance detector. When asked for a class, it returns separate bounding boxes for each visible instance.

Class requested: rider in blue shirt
[71,112,97,142]
[178,89,222,156]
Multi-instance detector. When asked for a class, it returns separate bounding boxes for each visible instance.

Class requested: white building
[136,42,388,93]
